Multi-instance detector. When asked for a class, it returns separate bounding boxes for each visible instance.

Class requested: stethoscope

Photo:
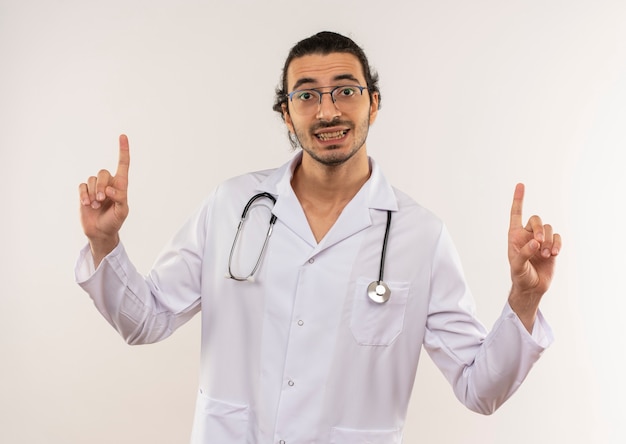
[226,193,393,304]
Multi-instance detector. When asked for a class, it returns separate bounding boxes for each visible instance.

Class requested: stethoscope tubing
[227,193,393,303]
[227,193,277,281]
[378,210,392,283]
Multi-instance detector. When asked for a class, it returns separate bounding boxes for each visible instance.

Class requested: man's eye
[338,87,356,97]
[297,91,315,101]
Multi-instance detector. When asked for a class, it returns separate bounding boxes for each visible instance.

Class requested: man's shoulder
[221,167,277,188]
[391,186,441,223]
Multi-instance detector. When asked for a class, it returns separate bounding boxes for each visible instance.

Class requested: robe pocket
[350,277,410,346]
[190,389,249,444]
[330,426,401,443]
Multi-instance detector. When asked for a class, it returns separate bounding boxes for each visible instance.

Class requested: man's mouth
[316,130,348,141]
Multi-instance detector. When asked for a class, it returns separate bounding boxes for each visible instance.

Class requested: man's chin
[305,147,357,167]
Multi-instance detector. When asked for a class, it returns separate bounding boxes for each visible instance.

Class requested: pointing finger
[509,182,525,229]
[116,134,130,179]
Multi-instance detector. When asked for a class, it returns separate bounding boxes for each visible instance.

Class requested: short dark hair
[272,31,381,120]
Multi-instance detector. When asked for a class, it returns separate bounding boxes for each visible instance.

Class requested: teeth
[317,130,346,141]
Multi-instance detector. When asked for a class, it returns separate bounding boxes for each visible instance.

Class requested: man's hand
[78,134,130,267]
[507,183,561,332]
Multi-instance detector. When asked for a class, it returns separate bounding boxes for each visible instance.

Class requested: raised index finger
[509,182,525,229]
[116,134,130,178]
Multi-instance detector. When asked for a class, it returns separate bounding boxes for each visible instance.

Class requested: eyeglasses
[287,85,369,115]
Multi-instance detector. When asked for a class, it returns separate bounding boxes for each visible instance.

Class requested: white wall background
[1,0,624,442]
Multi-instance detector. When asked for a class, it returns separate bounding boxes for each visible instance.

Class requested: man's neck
[292,149,370,203]
[291,150,370,242]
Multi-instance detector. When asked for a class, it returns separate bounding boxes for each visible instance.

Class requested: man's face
[282,52,379,167]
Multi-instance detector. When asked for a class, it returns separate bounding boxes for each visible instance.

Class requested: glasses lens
[332,86,363,104]
[290,89,320,115]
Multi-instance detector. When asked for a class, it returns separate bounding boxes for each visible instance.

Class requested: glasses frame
[286,85,369,114]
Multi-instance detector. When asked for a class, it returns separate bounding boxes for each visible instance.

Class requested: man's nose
[316,92,341,121]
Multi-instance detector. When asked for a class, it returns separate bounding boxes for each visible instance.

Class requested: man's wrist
[89,235,120,268]
[508,288,542,333]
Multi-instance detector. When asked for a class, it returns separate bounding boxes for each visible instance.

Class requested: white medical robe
[76,153,552,444]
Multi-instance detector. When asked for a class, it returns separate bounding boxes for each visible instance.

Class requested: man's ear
[282,103,294,132]
[369,92,379,125]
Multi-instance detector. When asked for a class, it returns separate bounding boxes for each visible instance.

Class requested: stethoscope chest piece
[367,280,391,304]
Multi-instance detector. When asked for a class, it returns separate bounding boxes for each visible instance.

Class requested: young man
[77,31,561,443]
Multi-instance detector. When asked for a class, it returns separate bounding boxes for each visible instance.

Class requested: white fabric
[76,153,552,444]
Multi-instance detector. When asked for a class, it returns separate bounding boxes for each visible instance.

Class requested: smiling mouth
[316,130,348,141]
